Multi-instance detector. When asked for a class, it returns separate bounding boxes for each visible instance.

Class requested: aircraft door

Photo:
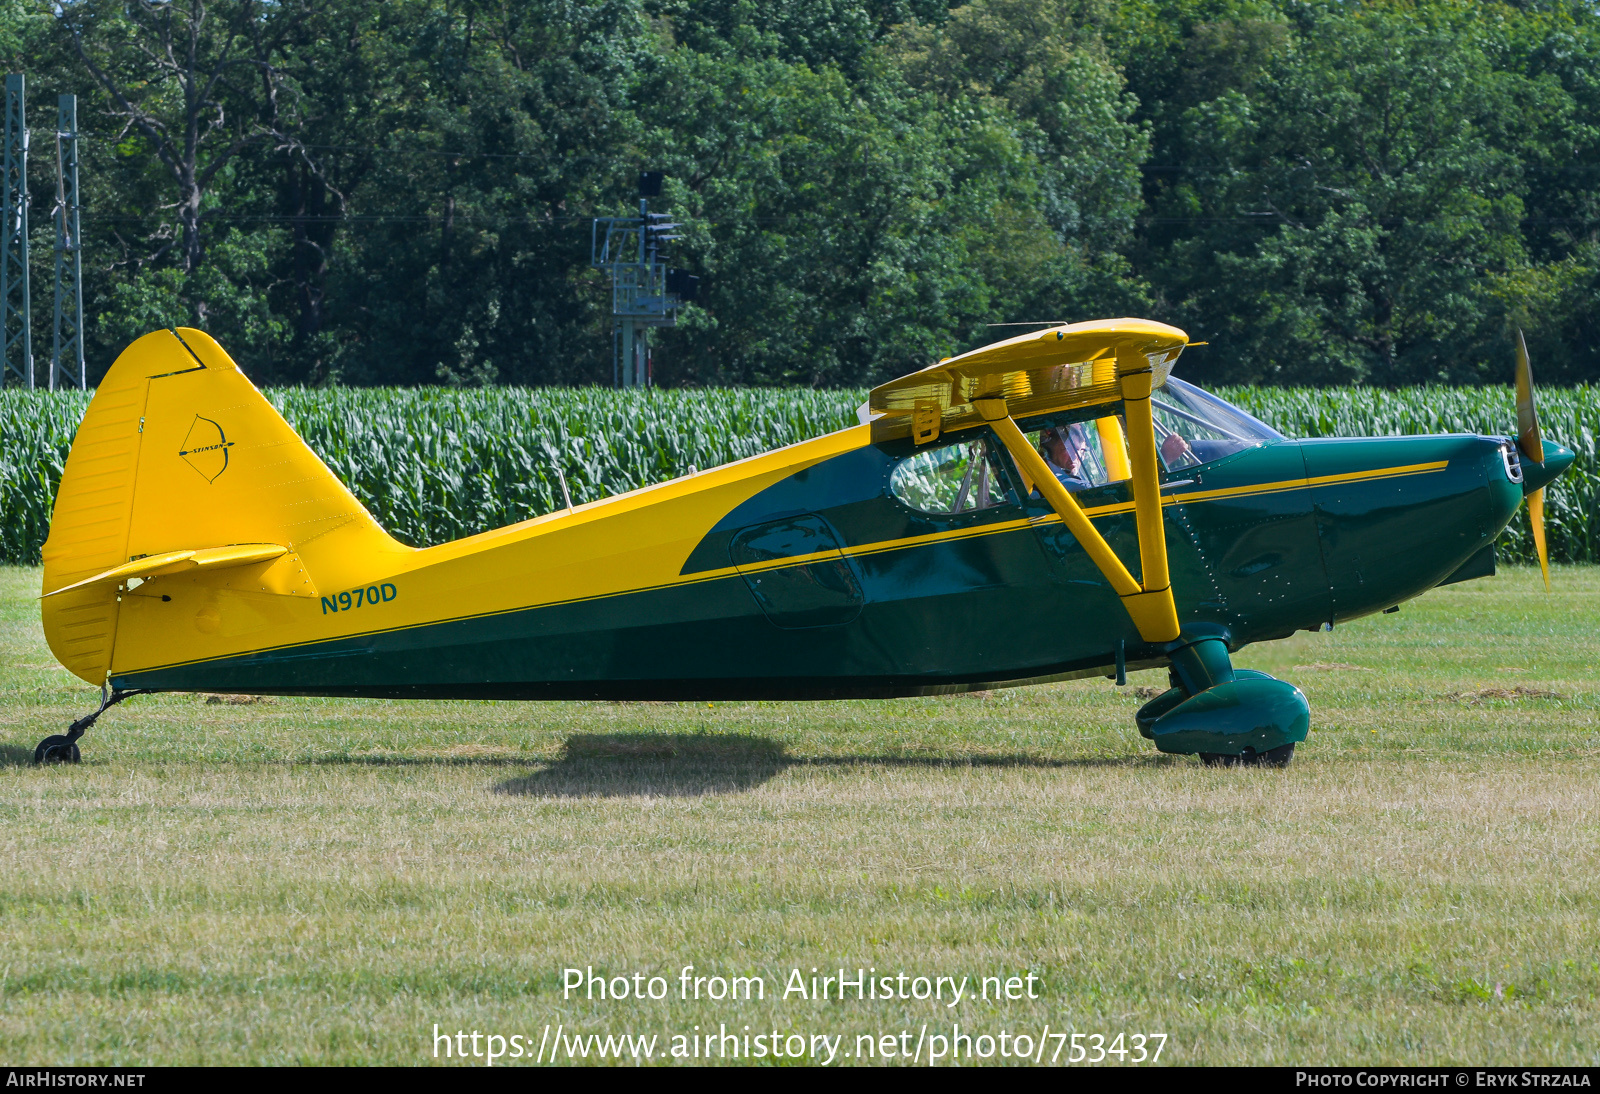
[1007,414,1327,641]
[729,515,864,629]
[871,432,1093,678]
[1024,487,1224,633]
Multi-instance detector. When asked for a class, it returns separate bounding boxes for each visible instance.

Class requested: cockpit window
[891,437,1010,514]
[892,380,1281,510]
[1151,377,1284,471]
[1021,414,1131,492]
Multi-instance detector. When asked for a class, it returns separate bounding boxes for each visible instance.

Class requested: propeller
[1514,329,1551,591]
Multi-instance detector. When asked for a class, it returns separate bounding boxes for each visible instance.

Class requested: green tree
[62,0,309,277]
[881,0,1152,329]
[1134,2,1592,386]
[639,49,999,385]
[8,0,1598,389]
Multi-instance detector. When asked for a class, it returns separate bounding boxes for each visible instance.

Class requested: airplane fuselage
[105,422,1528,701]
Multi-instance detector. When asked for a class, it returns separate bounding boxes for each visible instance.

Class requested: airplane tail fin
[41,328,412,684]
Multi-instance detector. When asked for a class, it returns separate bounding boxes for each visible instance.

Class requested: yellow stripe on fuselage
[1067,459,1451,520]
[689,459,1453,581]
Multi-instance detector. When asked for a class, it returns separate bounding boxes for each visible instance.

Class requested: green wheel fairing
[1139,669,1311,756]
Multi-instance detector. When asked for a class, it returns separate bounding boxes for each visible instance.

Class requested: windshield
[1151,377,1284,471]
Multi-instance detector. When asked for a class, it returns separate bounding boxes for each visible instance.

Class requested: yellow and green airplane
[35,319,1571,766]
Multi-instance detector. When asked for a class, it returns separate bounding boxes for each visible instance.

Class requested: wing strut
[976,360,1180,644]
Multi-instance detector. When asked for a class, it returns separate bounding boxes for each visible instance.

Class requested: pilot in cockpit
[1039,424,1093,491]
[1160,431,1196,467]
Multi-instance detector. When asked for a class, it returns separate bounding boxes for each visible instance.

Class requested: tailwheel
[32,687,155,766]
[1199,743,1295,768]
[34,735,82,764]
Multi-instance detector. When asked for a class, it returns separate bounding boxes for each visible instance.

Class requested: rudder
[42,328,412,684]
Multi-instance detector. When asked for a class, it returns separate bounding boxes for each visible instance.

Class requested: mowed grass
[1,564,1598,1066]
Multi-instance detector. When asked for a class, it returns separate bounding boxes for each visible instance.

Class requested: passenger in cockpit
[1039,424,1092,491]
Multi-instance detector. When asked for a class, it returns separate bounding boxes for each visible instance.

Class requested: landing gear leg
[35,685,154,764]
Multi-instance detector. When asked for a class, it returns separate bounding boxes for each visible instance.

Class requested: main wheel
[34,735,81,764]
[1254,742,1296,767]
[1199,743,1294,768]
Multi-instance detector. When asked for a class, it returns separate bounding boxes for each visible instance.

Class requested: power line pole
[51,92,84,390]
[591,171,698,388]
[1,74,31,388]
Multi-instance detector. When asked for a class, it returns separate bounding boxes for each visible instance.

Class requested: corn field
[3,385,1594,565]
[0,387,865,566]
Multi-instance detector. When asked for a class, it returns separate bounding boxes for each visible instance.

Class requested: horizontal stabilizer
[42,543,288,598]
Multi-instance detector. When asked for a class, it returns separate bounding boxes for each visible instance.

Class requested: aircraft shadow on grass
[492,733,1176,799]
[0,743,39,767]
[6,731,1174,784]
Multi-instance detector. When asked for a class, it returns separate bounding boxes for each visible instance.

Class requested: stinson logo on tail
[178,414,235,482]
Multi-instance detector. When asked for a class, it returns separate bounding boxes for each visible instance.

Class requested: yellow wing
[868,317,1189,444]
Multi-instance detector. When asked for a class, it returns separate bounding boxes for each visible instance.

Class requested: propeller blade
[1514,329,1543,464]
[1529,486,1551,592]
[1514,330,1552,591]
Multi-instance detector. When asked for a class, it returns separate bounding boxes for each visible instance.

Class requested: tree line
[3,0,1597,389]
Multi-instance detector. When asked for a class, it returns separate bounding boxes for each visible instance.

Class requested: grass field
[2,564,1598,1066]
